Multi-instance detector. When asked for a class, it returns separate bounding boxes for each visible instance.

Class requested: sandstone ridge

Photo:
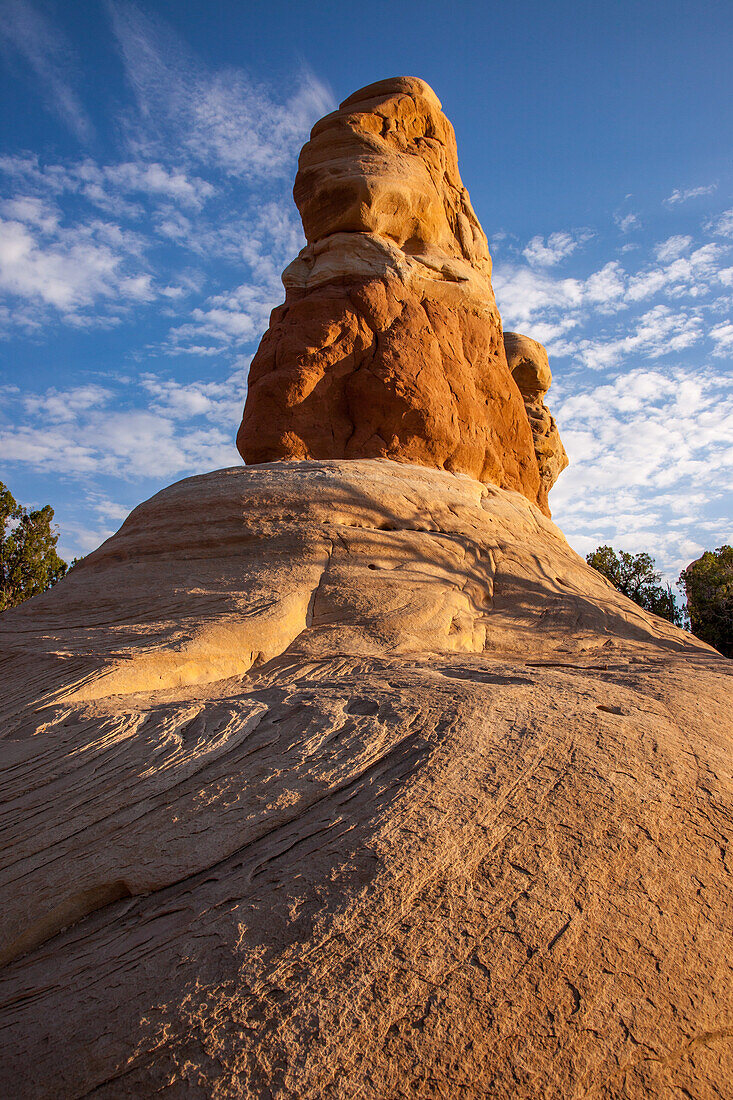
[237,77,566,516]
[1,459,731,1098]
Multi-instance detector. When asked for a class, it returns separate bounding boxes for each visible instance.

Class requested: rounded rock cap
[339,76,443,112]
[503,331,552,399]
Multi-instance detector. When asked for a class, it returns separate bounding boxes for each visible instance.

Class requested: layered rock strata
[504,331,569,498]
[237,77,565,516]
[0,460,731,1099]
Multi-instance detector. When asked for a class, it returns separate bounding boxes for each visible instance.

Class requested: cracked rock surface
[0,459,731,1098]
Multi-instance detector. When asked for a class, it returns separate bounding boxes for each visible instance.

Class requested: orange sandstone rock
[237,77,563,514]
[504,331,569,509]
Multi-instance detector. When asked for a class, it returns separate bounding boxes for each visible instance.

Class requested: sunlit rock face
[237,77,566,516]
[504,331,569,506]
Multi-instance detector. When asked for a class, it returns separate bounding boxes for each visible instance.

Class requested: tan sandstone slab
[0,459,730,1098]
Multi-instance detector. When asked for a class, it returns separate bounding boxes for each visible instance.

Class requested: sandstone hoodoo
[1,78,732,1100]
[237,77,566,516]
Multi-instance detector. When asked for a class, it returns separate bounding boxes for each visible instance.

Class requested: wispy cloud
[23,383,113,420]
[707,208,733,238]
[0,208,152,320]
[107,0,334,178]
[165,283,281,353]
[495,235,731,365]
[0,0,93,141]
[0,3,331,338]
[0,354,251,558]
[653,235,692,262]
[80,161,215,209]
[664,183,718,207]
[568,304,704,370]
[710,321,733,356]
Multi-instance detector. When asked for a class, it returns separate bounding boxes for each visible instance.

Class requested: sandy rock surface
[1,459,730,1098]
[237,78,564,514]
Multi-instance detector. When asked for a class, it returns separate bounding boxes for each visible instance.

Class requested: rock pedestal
[0,460,730,1099]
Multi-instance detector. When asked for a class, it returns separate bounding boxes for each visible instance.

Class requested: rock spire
[237,76,566,515]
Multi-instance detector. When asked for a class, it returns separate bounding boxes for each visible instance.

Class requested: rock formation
[1,78,732,1100]
[237,77,565,516]
[504,331,569,498]
[1,460,731,1098]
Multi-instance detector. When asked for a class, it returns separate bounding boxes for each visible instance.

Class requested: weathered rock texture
[237,78,565,516]
[1,459,731,1098]
[504,331,569,498]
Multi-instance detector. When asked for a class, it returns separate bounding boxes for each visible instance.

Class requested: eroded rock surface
[504,331,569,500]
[237,78,564,515]
[1,459,731,1098]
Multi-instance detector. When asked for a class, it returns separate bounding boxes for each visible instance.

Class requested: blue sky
[1,0,731,583]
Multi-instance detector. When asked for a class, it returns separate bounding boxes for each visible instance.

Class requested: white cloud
[496,231,731,367]
[0,5,327,338]
[23,384,112,420]
[615,212,641,233]
[664,183,717,206]
[54,492,132,558]
[140,363,248,422]
[551,365,733,578]
[165,282,281,352]
[79,161,215,209]
[710,321,733,356]
[0,0,93,141]
[0,155,215,216]
[84,493,131,523]
[58,522,118,558]
[493,266,584,333]
[0,210,157,322]
[625,243,724,302]
[522,230,592,267]
[570,305,703,370]
[0,216,124,312]
[0,379,241,480]
[653,235,692,262]
[0,194,59,231]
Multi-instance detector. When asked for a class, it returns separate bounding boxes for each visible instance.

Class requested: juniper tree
[0,481,69,612]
